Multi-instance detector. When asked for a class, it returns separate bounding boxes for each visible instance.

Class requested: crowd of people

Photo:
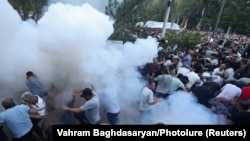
[139,32,250,125]
[0,31,249,141]
[0,71,50,141]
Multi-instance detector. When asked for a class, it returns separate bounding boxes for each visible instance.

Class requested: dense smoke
[0,0,224,124]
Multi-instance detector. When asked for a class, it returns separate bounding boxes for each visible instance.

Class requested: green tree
[221,0,250,34]
[174,0,221,30]
[8,0,48,22]
[174,0,250,34]
[106,0,147,43]
[167,30,204,51]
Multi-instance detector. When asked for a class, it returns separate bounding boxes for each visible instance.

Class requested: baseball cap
[80,88,92,97]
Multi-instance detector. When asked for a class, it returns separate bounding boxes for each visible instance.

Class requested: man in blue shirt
[25,71,48,99]
[0,98,41,141]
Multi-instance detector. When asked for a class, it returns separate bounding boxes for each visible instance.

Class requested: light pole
[160,0,172,39]
[213,0,227,36]
[222,26,231,48]
[196,8,205,30]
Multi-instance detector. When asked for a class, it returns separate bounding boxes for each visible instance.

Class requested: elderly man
[0,98,42,141]
[21,92,47,139]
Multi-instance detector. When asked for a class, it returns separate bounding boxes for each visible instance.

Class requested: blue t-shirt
[0,104,33,138]
[26,77,47,98]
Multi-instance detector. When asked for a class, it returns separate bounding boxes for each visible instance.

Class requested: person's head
[21,91,37,105]
[191,59,198,66]
[188,49,194,55]
[2,98,16,109]
[219,64,226,70]
[225,62,231,69]
[177,74,189,85]
[202,81,211,88]
[153,58,158,64]
[241,58,248,66]
[148,81,156,91]
[210,53,217,60]
[80,88,93,101]
[26,71,35,79]
[161,68,169,75]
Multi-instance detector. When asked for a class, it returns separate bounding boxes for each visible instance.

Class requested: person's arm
[73,89,82,94]
[28,107,46,119]
[30,114,46,119]
[223,71,228,79]
[181,86,188,92]
[148,98,162,105]
[29,107,38,115]
[63,105,83,113]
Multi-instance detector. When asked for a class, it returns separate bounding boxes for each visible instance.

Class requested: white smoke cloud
[47,0,123,13]
[0,0,224,125]
[47,0,108,13]
[152,91,225,125]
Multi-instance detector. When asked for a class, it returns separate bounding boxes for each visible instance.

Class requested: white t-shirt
[177,61,183,68]
[177,67,190,75]
[224,68,235,81]
[168,77,184,94]
[80,95,100,124]
[185,72,200,89]
[206,58,218,66]
[30,95,46,115]
[164,60,172,67]
[212,75,223,86]
[154,75,172,94]
[98,87,120,114]
[216,84,242,100]
[212,68,224,76]
[139,87,154,111]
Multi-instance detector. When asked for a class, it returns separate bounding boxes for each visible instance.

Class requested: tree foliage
[8,0,48,22]
[167,30,204,51]
[221,0,250,34]
[106,0,249,41]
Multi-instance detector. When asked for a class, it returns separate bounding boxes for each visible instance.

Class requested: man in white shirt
[212,64,225,76]
[212,64,226,86]
[98,85,120,125]
[177,67,190,76]
[223,63,235,82]
[205,54,218,66]
[139,81,161,124]
[216,82,242,101]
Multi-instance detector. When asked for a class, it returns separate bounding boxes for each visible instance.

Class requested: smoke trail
[151,91,225,124]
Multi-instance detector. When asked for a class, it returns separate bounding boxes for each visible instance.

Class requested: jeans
[107,112,120,125]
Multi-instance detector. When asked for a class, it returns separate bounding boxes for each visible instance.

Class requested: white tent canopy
[142,21,180,31]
